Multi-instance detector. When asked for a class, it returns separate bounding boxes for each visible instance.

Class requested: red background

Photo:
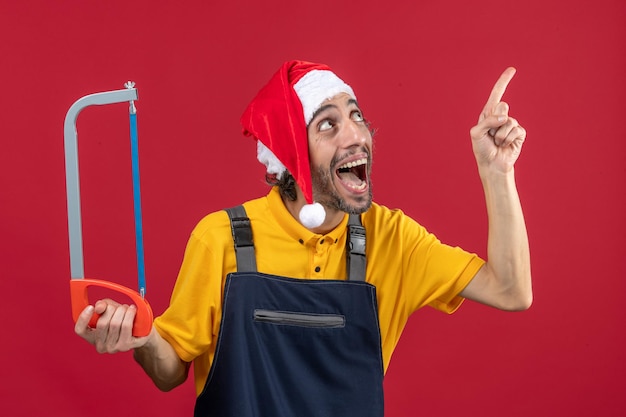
[1,0,624,416]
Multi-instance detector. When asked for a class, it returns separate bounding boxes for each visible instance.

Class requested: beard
[310,160,373,215]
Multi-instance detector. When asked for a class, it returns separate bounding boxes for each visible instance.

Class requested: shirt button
[315,266,321,273]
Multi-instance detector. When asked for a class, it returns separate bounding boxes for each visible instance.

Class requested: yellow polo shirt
[154,187,484,395]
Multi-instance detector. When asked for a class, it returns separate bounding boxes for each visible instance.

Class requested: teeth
[346,181,367,191]
[338,158,367,170]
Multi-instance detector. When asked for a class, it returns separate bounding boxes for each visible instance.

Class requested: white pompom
[299,202,326,229]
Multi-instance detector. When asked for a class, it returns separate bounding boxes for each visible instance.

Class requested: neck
[281,190,344,234]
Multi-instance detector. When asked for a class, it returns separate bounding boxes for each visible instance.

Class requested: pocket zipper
[253,309,345,328]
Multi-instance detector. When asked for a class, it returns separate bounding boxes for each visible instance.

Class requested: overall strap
[225,205,257,272]
[224,207,366,281]
[346,214,366,281]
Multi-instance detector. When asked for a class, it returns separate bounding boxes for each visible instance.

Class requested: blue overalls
[194,206,385,417]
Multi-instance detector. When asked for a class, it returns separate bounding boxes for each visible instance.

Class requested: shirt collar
[267,186,349,246]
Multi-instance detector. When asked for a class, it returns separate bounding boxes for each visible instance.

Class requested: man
[75,60,531,416]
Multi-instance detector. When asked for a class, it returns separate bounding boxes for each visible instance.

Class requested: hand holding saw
[64,82,153,337]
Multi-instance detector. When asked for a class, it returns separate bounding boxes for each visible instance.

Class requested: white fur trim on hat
[257,141,287,179]
[293,70,356,125]
[299,202,325,228]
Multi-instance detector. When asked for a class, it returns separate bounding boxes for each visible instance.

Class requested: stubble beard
[310,163,373,215]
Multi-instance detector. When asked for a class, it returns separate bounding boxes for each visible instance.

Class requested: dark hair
[266,171,298,201]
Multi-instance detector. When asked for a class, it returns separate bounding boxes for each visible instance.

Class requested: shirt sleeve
[401,215,485,314]
[365,206,485,316]
[153,212,235,362]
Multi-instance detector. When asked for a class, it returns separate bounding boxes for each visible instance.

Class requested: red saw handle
[70,278,153,337]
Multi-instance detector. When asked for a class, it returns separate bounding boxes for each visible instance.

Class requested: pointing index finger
[483,67,516,115]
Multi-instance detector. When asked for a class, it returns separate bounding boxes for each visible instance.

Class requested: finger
[94,300,108,315]
[472,110,510,141]
[74,305,96,339]
[487,102,510,136]
[493,117,519,146]
[500,124,526,148]
[482,67,516,117]
[94,298,121,315]
[105,305,130,352]
[94,303,117,352]
[119,305,138,342]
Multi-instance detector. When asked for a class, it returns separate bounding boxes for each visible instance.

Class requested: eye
[351,110,364,122]
[318,119,334,131]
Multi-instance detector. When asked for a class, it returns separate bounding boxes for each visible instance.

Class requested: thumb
[94,298,120,314]
[472,113,508,141]
[476,102,510,139]
[94,299,108,315]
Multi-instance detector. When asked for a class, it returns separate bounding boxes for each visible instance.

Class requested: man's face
[307,93,373,215]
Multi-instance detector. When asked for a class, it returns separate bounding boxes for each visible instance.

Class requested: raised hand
[470,67,526,174]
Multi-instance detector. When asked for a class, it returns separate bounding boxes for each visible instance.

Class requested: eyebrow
[308,97,360,126]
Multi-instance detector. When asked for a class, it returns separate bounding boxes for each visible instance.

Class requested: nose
[339,119,369,149]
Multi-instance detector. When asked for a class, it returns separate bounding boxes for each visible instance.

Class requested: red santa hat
[241,60,356,228]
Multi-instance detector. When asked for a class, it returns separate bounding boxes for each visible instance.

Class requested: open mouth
[336,158,368,191]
